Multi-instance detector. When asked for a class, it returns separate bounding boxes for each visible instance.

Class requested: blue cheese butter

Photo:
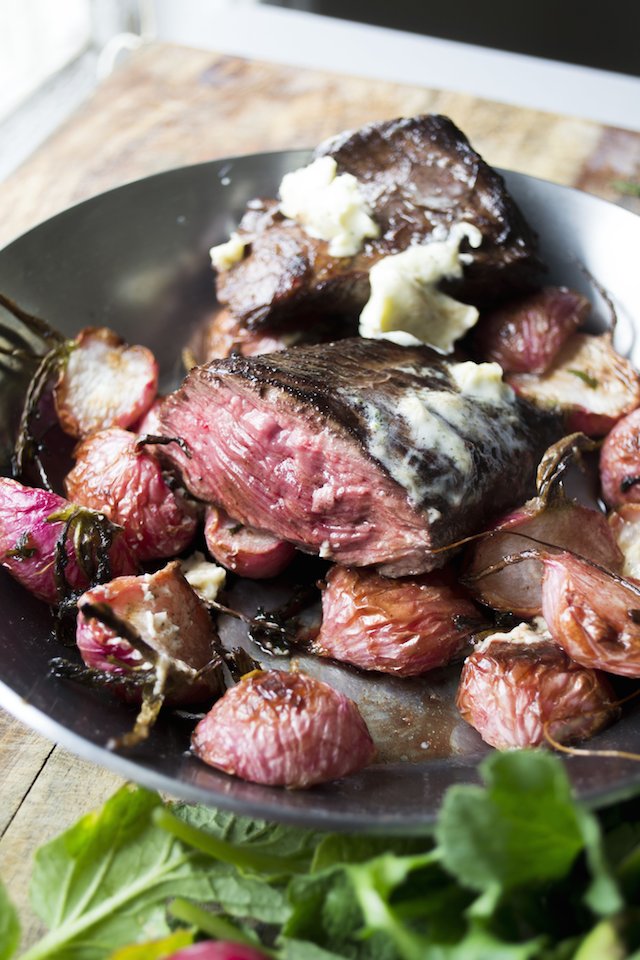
[180,552,226,605]
[359,223,482,353]
[209,232,247,272]
[278,156,379,257]
[448,361,514,403]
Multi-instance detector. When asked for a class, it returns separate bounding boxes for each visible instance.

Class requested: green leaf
[436,751,621,916]
[575,806,622,917]
[311,835,428,873]
[0,879,20,960]
[169,896,276,948]
[347,852,444,960]
[571,920,626,960]
[344,847,488,958]
[419,924,544,959]
[173,803,322,867]
[285,865,400,959]
[159,804,319,877]
[21,784,270,960]
[279,940,347,960]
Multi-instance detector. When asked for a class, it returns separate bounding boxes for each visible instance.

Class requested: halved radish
[55,327,158,438]
[600,407,640,507]
[65,428,200,561]
[465,498,622,617]
[76,560,222,703]
[508,333,640,436]
[0,476,136,605]
[192,669,375,788]
[542,551,640,677]
[315,564,483,676]
[204,505,296,579]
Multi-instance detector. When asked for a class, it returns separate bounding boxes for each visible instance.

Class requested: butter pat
[209,232,246,271]
[359,223,482,353]
[278,156,379,257]
[477,617,551,654]
[448,360,514,404]
[180,552,226,605]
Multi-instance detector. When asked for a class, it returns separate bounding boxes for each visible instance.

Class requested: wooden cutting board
[1,41,639,949]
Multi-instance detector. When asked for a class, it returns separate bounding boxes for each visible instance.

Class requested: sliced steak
[159,339,558,576]
[216,115,542,329]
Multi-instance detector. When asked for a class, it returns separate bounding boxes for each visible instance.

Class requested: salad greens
[3,751,640,959]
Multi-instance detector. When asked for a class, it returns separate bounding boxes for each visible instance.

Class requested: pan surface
[1,151,640,831]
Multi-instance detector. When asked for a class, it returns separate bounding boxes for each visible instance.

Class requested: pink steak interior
[162,379,431,574]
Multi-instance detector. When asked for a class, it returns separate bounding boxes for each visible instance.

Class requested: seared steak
[216,115,542,330]
[159,339,558,576]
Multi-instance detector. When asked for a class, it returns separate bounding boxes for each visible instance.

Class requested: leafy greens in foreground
[4,751,640,959]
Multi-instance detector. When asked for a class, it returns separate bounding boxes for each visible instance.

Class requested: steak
[159,339,559,576]
[216,115,542,330]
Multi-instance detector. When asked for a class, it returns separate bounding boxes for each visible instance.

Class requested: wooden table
[1,41,639,949]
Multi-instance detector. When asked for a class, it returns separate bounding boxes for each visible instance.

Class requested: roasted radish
[202,307,300,360]
[204,505,296,579]
[508,333,640,436]
[542,551,640,677]
[201,307,357,361]
[456,619,618,749]
[192,669,375,788]
[465,497,622,617]
[55,327,158,438]
[76,561,223,706]
[314,565,483,676]
[600,408,640,507]
[0,477,136,604]
[474,286,588,374]
[65,428,200,561]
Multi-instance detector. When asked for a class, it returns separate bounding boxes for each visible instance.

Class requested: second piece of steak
[216,115,542,330]
[159,339,559,576]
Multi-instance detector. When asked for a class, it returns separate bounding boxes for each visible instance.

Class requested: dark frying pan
[0,152,639,831]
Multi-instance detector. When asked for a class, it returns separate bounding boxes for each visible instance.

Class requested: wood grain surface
[1,40,639,951]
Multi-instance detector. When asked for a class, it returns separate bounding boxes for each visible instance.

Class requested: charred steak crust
[315,114,542,299]
[159,339,559,575]
[216,198,371,330]
[216,114,543,330]
[214,339,450,444]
